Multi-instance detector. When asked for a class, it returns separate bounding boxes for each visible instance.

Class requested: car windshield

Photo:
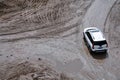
[94,40,107,45]
[90,30,99,32]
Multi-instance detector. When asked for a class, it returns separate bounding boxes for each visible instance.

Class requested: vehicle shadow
[90,51,109,60]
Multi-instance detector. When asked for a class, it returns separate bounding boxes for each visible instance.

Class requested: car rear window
[94,40,107,45]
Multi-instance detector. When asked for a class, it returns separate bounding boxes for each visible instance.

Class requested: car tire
[83,33,85,39]
[84,38,87,45]
[104,50,107,53]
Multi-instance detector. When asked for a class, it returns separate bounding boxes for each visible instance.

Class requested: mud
[0,60,74,80]
[0,0,120,80]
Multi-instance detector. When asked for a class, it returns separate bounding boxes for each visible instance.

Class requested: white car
[83,27,108,53]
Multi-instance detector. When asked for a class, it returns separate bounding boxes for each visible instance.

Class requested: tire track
[81,0,119,79]
[0,0,94,42]
[103,0,119,32]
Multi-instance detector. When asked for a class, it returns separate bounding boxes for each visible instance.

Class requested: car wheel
[84,38,87,45]
[104,50,107,53]
[83,33,85,38]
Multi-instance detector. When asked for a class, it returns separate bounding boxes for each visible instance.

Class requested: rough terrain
[0,0,120,80]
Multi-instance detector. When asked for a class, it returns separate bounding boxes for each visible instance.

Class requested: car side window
[86,32,93,43]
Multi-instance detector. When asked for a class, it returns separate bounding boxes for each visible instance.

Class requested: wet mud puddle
[41,53,84,73]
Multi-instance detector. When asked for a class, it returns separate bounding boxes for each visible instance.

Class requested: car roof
[84,27,106,41]
[89,29,105,41]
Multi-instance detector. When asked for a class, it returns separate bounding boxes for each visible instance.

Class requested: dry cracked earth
[0,0,120,80]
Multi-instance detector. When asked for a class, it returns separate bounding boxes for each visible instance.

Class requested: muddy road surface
[0,0,120,80]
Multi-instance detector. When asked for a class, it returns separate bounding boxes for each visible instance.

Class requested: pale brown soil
[0,0,94,80]
[0,60,73,80]
[0,0,120,80]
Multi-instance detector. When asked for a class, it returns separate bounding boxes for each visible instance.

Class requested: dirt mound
[0,0,120,80]
[0,0,49,13]
[0,60,73,80]
[0,0,94,42]
[0,0,95,79]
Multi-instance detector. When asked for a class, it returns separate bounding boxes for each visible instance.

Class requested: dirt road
[0,0,120,80]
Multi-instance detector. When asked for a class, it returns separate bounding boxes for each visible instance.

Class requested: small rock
[27,57,29,59]
[0,54,2,56]
[64,62,67,64]
[31,74,38,80]
[38,58,42,61]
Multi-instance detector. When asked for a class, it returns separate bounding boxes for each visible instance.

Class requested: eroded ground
[0,0,120,80]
